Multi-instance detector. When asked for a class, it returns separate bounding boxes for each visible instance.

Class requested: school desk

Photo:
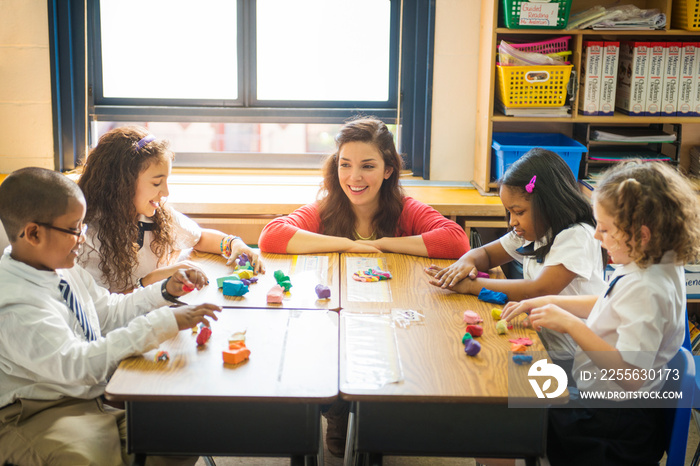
[179,250,341,310]
[104,308,338,465]
[339,253,564,465]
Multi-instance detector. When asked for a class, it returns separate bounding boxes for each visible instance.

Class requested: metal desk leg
[344,406,357,466]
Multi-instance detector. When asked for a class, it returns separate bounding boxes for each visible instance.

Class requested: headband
[134,134,156,152]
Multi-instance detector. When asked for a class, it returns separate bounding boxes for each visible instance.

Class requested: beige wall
[0,0,54,173]
[0,1,480,181]
[429,0,478,181]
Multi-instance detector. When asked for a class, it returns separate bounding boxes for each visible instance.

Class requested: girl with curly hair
[497,160,700,466]
[78,126,263,293]
[258,117,469,259]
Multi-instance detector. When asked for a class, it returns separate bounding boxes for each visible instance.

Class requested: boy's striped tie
[58,279,97,341]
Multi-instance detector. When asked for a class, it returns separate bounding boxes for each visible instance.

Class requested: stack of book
[495,101,570,117]
[614,41,700,117]
[579,41,620,115]
[588,127,676,166]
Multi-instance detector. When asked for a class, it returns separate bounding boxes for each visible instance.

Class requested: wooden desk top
[105,309,339,403]
[180,251,340,310]
[340,253,506,311]
[339,254,555,403]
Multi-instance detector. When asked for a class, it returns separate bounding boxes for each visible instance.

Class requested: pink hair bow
[525,175,537,193]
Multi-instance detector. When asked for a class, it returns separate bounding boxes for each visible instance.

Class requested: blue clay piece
[222,279,249,297]
[464,339,481,356]
[478,287,508,305]
[513,354,533,365]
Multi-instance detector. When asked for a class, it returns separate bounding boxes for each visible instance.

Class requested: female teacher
[258,117,469,259]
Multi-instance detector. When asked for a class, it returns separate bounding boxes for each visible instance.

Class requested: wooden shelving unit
[473,0,699,192]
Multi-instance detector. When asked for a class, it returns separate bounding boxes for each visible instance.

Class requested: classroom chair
[664,345,695,466]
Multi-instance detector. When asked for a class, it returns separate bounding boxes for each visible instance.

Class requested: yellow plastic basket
[672,0,700,30]
[496,64,573,108]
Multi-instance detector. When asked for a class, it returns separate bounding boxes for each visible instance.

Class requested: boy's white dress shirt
[0,248,178,408]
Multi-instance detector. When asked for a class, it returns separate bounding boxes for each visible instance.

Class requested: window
[51,0,434,175]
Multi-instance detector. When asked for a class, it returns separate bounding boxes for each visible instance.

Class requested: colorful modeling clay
[267,284,284,304]
[234,253,254,271]
[513,354,533,365]
[491,308,502,320]
[223,344,250,365]
[476,271,490,279]
[496,319,508,335]
[273,270,292,291]
[465,324,483,337]
[236,253,249,267]
[217,274,241,288]
[196,327,212,346]
[462,310,482,324]
[182,284,194,292]
[478,288,508,304]
[237,269,254,280]
[229,330,247,344]
[352,267,392,282]
[464,339,481,356]
[315,284,331,299]
[510,343,527,352]
[462,332,473,344]
[508,337,533,346]
[154,350,169,362]
[222,279,249,297]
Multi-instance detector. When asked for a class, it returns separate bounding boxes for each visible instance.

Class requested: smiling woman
[258,117,470,259]
[76,126,263,293]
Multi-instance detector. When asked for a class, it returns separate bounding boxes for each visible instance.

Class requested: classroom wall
[0,0,55,172]
[0,1,480,181]
[429,0,478,182]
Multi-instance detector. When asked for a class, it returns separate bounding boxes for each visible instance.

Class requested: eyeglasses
[20,223,88,239]
[39,223,88,238]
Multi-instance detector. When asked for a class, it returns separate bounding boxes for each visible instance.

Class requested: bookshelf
[573,123,682,178]
[474,0,699,192]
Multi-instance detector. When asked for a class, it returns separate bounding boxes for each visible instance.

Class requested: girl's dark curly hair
[595,160,700,267]
[318,117,405,239]
[77,126,175,291]
[499,148,597,263]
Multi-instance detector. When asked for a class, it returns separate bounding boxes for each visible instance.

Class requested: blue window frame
[49,0,435,177]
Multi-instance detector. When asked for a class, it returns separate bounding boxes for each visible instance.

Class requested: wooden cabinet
[474,0,699,192]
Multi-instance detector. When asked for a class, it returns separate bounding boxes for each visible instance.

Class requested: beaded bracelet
[220,235,241,257]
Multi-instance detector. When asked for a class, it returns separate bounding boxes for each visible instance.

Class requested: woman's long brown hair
[318,117,405,239]
[77,126,175,292]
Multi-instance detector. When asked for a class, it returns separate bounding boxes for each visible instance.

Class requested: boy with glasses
[0,167,220,465]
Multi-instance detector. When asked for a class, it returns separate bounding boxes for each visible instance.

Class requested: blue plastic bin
[491,132,587,180]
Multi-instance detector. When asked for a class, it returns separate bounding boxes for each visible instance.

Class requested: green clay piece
[279,280,292,292]
[462,333,473,344]
[273,270,292,291]
[496,319,508,335]
[217,274,241,288]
